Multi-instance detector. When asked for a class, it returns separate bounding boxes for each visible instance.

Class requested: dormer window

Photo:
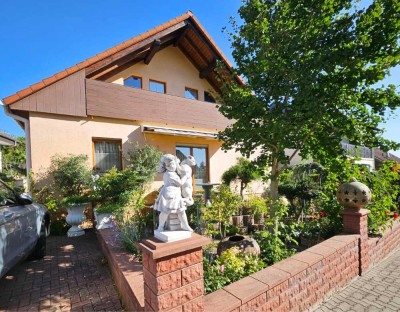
[149,80,166,94]
[185,87,198,100]
[124,76,142,89]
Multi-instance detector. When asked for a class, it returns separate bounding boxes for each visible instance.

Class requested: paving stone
[0,230,123,311]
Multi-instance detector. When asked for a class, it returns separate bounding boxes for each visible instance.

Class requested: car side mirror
[18,193,33,205]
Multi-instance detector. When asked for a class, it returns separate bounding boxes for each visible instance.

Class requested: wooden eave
[3,11,243,107]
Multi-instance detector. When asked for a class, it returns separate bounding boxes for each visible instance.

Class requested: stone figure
[177,155,196,207]
[154,154,193,232]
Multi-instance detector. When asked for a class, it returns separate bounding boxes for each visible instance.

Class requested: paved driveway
[0,230,123,311]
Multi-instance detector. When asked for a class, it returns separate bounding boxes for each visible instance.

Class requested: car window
[0,182,18,207]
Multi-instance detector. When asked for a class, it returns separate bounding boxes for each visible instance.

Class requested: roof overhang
[142,125,217,139]
[0,132,18,146]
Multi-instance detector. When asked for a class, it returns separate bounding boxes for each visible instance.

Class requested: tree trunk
[269,156,280,234]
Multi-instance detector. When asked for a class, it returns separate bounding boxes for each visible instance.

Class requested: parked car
[0,179,50,278]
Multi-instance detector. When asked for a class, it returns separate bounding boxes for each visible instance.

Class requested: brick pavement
[0,230,123,312]
[313,247,400,312]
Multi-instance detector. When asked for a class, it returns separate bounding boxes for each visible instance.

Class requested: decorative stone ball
[217,235,260,257]
[336,178,371,209]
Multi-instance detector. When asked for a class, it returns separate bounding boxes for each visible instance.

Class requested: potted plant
[91,167,128,229]
[202,185,241,240]
[93,202,119,229]
[49,154,93,237]
[245,195,268,226]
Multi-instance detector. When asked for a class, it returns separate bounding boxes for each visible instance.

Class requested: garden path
[313,247,400,312]
[0,229,123,311]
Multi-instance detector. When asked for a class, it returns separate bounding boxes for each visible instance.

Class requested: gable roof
[3,11,241,106]
[374,148,400,163]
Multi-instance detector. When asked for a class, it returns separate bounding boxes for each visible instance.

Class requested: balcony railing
[85,79,230,131]
[341,143,373,159]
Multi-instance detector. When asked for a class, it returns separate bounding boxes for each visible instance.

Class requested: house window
[176,146,208,191]
[204,91,216,103]
[124,76,142,89]
[149,80,166,93]
[185,87,198,100]
[93,139,122,173]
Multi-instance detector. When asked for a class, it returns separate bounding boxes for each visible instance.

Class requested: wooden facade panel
[86,79,231,130]
[9,70,86,117]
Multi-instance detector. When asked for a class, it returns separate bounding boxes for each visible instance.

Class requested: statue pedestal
[138,234,210,312]
[154,229,192,243]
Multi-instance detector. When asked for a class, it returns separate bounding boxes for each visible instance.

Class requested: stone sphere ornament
[336,178,372,209]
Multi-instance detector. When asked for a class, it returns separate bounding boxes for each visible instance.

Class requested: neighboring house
[374,148,400,169]
[285,139,375,170]
[0,131,18,172]
[341,139,375,171]
[1,11,264,193]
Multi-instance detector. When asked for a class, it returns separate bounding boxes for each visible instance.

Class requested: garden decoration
[217,234,261,257]
[66,203,87,237]
[153,154,195,242]
[336,178,372,209]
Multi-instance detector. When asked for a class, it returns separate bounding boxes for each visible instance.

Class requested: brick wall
[203,217,400,312]
[204,234,360,312]
[368,220,400,268]
[96,214,400,312]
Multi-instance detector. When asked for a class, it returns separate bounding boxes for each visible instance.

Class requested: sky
[0,0,399,156]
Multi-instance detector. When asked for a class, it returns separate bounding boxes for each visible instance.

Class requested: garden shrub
[318,160,400,234]
[202,185,242,239]
[203,247,265,294]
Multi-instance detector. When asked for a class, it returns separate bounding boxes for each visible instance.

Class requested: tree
[1,136,26,178]
[218,0,400,201]
[222,157,262,198]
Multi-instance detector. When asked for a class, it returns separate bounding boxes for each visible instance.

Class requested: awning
[141,125,217,139]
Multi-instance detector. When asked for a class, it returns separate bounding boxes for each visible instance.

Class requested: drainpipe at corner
[0,100,31,192]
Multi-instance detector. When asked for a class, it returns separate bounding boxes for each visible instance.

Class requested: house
[1,11,264,194]
[0,130,18,172]
[374,148,400,169]
[285,139,376,170]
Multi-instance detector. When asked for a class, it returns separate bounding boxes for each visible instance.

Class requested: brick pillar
[340,208,370,275]
[138,233,210,312]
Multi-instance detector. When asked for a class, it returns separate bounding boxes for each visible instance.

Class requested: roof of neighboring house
[374,148,400,163]
[3,11,242,106]
[0,130,18,146]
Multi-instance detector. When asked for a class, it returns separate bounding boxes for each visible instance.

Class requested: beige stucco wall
[29,112,143,175]
[28,112,265,194]
[106,46,217,101]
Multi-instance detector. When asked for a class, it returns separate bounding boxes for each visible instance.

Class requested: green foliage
[301,211,336,242]
[252,198,298,265]
[254,230,296,265]
[49,154,93,202]
[279,163,326,219]
[242,194,268,217]
[94,202,121,214]
[202,185,242,239]
[117,188,153,253]
[218,0,400,201]
[93,168,141,204]
[124,142,162,183]
[1,136,26,179]
[222,157,262,198]
[203,247,265,294]
[317,159,400,234]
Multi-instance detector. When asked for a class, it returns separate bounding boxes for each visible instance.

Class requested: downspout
[0,100,31,192]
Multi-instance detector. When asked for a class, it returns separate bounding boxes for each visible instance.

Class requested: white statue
[154,154,193,232]
[177,155,196,207]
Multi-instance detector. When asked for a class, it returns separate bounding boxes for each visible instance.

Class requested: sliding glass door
[176,146,208,191]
